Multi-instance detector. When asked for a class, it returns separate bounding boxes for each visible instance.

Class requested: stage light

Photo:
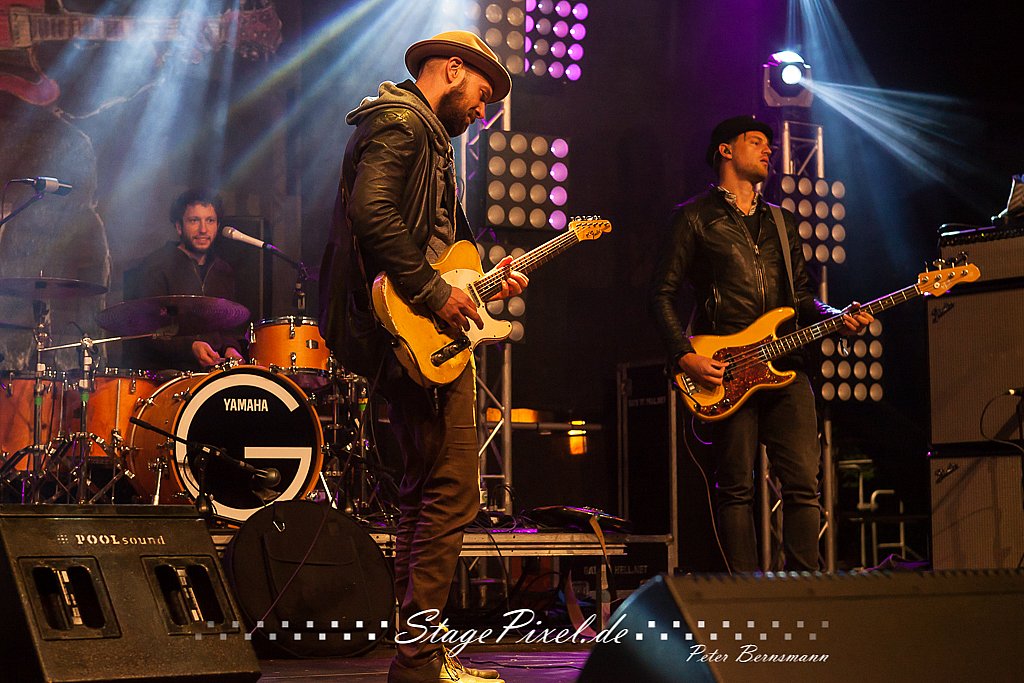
[473,130,570,231]
[763,50,813,108]
[818,319,884,403]
[478,242,528,341]
[776,174,846,265]
[476,0,528,79]
[525,0,589,81]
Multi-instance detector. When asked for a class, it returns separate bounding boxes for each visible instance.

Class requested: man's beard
[436,81,470,138]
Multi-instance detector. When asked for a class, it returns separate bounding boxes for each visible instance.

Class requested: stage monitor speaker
[930,453,1024,569]
[0,505,260,683]
[579,570,1024,682]
[927,285,1024,444]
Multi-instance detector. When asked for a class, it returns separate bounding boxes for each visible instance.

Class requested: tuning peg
[931,258,948,270]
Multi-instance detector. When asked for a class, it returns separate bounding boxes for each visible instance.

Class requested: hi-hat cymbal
[96,295,250,336]
[0,277,107,300]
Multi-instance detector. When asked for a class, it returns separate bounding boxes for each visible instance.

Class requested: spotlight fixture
[777,174,847,266]
[817,319,885,403]
[475,130,570,230]
[763,50,813,108]
[524,0,588,81]
[477,241,528,341]
[474,0,528,78]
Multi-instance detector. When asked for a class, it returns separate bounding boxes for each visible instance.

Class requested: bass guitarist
[319,31,525,683]
[650,115,872,573]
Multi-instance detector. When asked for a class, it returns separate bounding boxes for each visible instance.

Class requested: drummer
[123,189,246,371]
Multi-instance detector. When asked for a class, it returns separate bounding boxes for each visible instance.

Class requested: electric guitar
[372,217,612,387]
[0,1,282,105]
[675,262,981,421]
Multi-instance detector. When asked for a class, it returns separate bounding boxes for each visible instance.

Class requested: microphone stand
[127,417,280,519]
[262,244,312,314]
[0,189,45,228]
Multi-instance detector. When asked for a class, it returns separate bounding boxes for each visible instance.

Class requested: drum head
[223,500,393,658]
[173,366,322,522]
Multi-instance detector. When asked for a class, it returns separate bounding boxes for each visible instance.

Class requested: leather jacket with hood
[318,80,473,376]
[651,186,838,369]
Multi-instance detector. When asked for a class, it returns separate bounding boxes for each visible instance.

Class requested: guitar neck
[762,283,922,360]
[20,12,206,44]
[472,230,581,300]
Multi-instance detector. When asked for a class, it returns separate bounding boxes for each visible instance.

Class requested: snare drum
[63,369,160,457]
[0,371,65,468]
[248,316,331,388]
[127,365,323,523]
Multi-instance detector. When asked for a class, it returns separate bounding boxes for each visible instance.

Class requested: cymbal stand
[41,330,169,503]
[27,299,53,503]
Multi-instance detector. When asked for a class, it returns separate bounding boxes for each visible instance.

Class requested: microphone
[252,467,281,487]
[11,176,73,196]
[222,226,271,250]
[1008,387,1024,396]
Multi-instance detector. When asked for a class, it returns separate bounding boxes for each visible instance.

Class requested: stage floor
[258,643,591,682]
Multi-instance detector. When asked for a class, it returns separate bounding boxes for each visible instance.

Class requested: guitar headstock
[917,262,981,296]
[217,5,283,59]
[568,216,612,241]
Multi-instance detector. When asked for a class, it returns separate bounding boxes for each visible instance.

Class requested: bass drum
[127,365,323,523]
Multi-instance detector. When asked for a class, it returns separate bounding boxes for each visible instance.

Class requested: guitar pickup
[430,335,471,367]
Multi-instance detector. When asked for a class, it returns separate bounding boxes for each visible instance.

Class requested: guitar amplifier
[930,226,1024,445]
[939,224,1024,284]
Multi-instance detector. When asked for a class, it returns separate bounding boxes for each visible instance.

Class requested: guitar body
[674,307,798,421]
[372,241,513,387]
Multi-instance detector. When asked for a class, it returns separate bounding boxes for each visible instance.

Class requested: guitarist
[318,31,525,683]
[650,115,872,572]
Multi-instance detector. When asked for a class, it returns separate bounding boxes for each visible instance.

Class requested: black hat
[705,115,774,166]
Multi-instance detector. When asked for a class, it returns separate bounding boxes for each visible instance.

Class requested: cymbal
[0,277,107,300]
[96,295,250,336]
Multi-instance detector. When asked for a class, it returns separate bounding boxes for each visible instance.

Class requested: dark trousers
[707,371,822,572]
[384,361,479,666]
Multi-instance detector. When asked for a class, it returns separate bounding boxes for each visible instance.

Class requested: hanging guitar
[675,259,981,421]
[372,217,612,387]
[0,1,282,105]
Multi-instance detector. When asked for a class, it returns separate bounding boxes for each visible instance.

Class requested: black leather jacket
[650,187,836,366]
[318,81,472,375]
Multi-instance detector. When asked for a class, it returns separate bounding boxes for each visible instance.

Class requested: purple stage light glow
[565,63,581,80]
[554,20,569,38]
[538,0,554,14]
[555,0,572,17]
[551,161,568,181]
[548,61,565,78]
[525,16,534,32]
[551,139,569,159]
[550,210,567,230]
[549,186,567,206]
[526,0,537,10]
[570,23,586,40]
[525,36,533,52]
[567,43,583,60]
[537,17,551,35]
[572,2,588,20]
[551,41,566,58]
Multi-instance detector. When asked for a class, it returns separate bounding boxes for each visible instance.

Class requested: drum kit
[0,276,396,526]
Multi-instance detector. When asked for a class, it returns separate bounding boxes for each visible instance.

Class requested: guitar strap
[769,203,798,311]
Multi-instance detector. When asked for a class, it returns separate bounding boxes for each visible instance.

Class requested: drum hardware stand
[39,330,167,503]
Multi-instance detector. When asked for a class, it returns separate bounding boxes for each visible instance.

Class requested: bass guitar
[372,217,612,386]
[675,262,980,421]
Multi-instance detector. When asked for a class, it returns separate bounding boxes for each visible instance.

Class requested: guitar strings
[714,285,922,378]
[473,231,582,298]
